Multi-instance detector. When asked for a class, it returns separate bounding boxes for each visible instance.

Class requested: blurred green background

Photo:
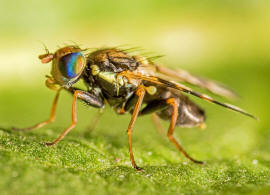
[0,0,270,195]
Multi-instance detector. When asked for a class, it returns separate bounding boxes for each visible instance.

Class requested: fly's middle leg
[86,109,104,133]
[127,85,146,170]
[151,113,166,136]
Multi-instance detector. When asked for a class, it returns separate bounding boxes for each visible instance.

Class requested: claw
[134,165,143,171]
[45,142,55,147]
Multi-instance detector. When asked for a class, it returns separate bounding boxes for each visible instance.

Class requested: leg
[45,90,81,146]
[87,109,104,132]
[67,87,105,133]
[127,85,146,170]
[151,113,166,136]
[139,99,169,136]
[166,98,204,164]
[46,90,105,146]
[12,90,61,131]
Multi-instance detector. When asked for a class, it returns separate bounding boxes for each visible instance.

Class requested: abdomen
[157,92,205,128]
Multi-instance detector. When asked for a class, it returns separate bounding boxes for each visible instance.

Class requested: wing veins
[120,71,257,120]
[155,65,239,100]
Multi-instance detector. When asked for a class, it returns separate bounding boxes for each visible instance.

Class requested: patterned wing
[155,65,238,100]
[119,71,257,120]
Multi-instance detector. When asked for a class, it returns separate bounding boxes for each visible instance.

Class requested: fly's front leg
[166,98,204,164]
[46,90,104,146]
[66,87,105,133]
[127,85,146,170]
[12,90,61,131]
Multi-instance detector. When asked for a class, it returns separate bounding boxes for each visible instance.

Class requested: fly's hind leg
[166,98,204,164]
[12,90,61,131]
[140,98,203,164]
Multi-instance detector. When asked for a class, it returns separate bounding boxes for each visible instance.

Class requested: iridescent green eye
[59,52,86,79]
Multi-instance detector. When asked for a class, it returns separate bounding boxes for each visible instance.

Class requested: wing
[120,71,257,120]
[155,65,238,100]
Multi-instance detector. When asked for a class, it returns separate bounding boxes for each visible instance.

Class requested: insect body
[14,45,256,170]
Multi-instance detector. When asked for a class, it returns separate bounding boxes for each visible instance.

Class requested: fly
[12,45,257,170]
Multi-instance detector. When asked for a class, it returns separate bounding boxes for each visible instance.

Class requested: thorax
[82,48,157,108]
[82,48,139,107]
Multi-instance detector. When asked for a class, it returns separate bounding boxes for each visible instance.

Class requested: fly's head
[39,45,87,90]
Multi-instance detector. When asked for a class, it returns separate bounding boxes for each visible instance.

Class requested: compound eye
[59,52,86,79]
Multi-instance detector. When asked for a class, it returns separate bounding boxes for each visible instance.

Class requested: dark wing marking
[155,65,238,100]
[120,71,257,120]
